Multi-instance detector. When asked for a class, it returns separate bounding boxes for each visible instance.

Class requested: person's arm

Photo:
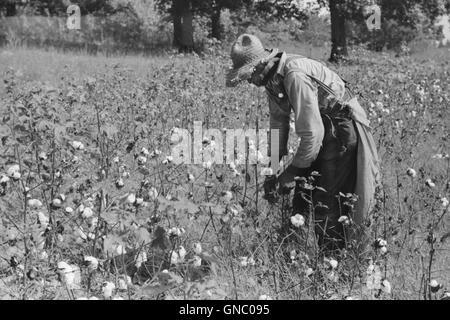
[284,71,324,169]
[267,94,290,160]
[263,94,290,202]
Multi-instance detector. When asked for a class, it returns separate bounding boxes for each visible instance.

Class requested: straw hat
[226,34,278,87]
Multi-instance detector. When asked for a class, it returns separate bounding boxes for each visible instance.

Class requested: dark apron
[292,102,358,252]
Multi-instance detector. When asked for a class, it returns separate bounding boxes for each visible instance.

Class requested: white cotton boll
[127,193,136,204]
[113,156,120,163]
[381,279,392,294]
[222,191,233,202]
[39,251,48,260]
[118,279,128,291]
[193,255,202,267]
[162,155,173,164]
[28,199,43,209]
[81,207,94,219]
[52,198,62,208]
[141,147,150,156]
[71,141,84,150]
[38,152,47,160]
[239,257,248,267]
[115,245,126,256]
[148,187,158,200]
[57,261,71,272]
[425,179,436,188]
[112,296,124,300]
[115,178,124,188]
[380,246,388,255]
[178,246,186,261]
[291,214,305,228]
[135,197,144,206]
[150,149,161,158]
[135,251,147,269]
[440,197,449,208]
[1,174,10,184]
[37,211,49,228]
[406,168,417,178]
[170,251,180,265]
[7,164,20,177]
[329,259,338,269]
[261,167,274,176]
[57,262,80,289]
[259,294,272,300]
[193,242,202,255]
[84,256,99,271]
[305,268,314,277]
[89,296,99,300]
[290,250,297,261]
[229,207,240,216]
[76,297,89,300]
[430,280,439,288]
[137,156,147,165]
[11,171,21,180]
[102,282,116,299]
[376,238,388,248]
[168,227,184,237]
[338,215,351,225]
[248,256,256,266]
[88,217,98,230]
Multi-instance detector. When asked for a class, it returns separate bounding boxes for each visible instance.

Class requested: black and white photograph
[0,0,449,306]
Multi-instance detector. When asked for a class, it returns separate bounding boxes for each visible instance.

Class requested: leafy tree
[155,0,194,51]
[0,0,28,17]
[194,0,252,40]
[316,0,450,62]
[156,0,310,50]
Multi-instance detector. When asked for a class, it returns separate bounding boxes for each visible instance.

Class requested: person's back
[282,54,346,101]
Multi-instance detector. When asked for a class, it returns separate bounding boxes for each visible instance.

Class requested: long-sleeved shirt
[266,52,346,168]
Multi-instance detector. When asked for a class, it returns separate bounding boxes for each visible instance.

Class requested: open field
[0,45,449,300]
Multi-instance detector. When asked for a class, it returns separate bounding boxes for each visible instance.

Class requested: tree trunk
[172,0,194,52]
[329,0,348,62]
[5,2,17,17]
[211,5,222,40]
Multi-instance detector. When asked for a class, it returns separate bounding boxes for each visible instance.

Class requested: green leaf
[315,186,327,193]
[103,124,119,138]
[0,125,11,137]
[103,234,124,255]
[135,227,151,245]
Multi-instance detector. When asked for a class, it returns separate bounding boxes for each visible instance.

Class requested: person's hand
[263,175,278,204]
[277,165,298,194]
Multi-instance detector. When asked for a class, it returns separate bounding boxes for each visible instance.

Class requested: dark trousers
[292,112,358,253]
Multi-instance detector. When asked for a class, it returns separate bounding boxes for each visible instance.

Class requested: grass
[0,44,449,300]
